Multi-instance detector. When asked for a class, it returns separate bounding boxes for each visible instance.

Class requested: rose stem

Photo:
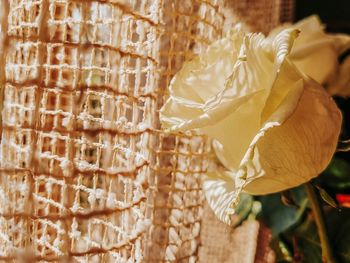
[305,183,337,263]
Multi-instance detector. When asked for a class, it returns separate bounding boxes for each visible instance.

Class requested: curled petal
[244,81,342,194]
[160,23,342,225]
[206,80,341,223]
[161,28,244,130]
[203,170,240,225]
[269,15,350,85]
[328,56,350,97]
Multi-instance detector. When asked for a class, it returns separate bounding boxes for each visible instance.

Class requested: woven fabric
[199,203,275,263]
[0,0,294,262]
[1,0,160,261]
[225,0,294,33]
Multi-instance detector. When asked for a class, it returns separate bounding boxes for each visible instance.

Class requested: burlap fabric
[0,0,293,262]
[225,0,294,34]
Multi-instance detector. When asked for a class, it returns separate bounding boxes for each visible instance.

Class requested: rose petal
[160,29,241,130]
[203,170,239,225]
[160,23,342,225]
[269,15,350,85]
[167,29,243,105]
[328,56,350,97]
[244,80,342,194]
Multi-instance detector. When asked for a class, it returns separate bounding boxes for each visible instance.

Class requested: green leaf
[286,208,350,263]
[257,186,308,236]
[281,190,298,208]
[320,157,350,190]
[324,158,350,180]
[315,185,338,209]
[328,209,350,263]
[335,219,350,263]
[293,214,323,263]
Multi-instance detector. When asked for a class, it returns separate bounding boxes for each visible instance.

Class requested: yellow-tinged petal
[243,80,342,194]
[162,29,300,169]
[160,23,342,226]
[203,169,239,224]
[268,15,350,85]
[328,56,350,97]
[160,28,244,128]
[204,79,341,224]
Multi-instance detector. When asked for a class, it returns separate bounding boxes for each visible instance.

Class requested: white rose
[268,15,350,89]
[160,27,342,224]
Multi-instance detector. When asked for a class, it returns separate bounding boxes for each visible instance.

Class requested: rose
[268,15,350,91]
[160,27,342,224]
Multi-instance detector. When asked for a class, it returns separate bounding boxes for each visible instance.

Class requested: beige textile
[0,0,293,262]
[225,0,294,33]
[199,203,275,263]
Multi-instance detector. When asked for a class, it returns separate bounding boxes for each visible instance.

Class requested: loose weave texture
[199,204,275,263]
[0,0,294,262]
[224,0,294,34]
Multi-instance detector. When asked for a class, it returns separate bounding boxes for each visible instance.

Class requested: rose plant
[160,26,341,224]
[160,17,350,263]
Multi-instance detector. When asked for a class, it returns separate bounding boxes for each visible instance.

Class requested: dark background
[295,0,350,34]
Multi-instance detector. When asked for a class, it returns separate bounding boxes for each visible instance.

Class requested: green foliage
[283,209,350,263]
[315,185,338,209]
[257,186,308,237]
[254,201,350,263]
[320,157,350,191]
[290,213,323,263]
[255,184,350,262]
